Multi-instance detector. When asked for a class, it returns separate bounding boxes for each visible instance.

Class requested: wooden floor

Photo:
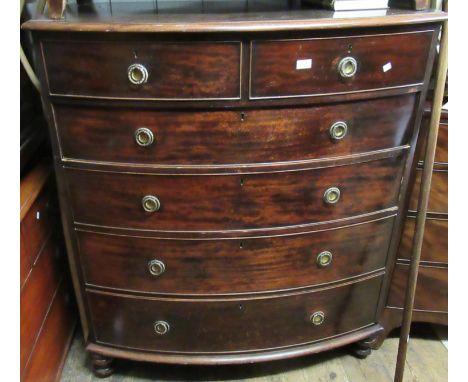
[60,325,447,382]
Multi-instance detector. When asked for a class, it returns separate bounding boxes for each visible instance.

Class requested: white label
[383,62,392,72]
[296,59,312,70]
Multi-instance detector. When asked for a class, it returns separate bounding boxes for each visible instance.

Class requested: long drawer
[42,40,241,100]
[54,95,415,165]
[87,275,383,353]
[67,156,404,231]
[78,217,393,295]
[250,30,434,99]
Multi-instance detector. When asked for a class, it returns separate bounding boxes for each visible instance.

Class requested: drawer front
[388,264,447,312]
[398,217,447,264]
[250,31,434,99]
[55,95,415,165]
[88,276,382,353]
[78,217,393,295]
[42,40,241,100]
[67,157,404,231]
[409,170,447,213]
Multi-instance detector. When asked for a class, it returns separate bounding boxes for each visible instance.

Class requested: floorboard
[60,324,447,382]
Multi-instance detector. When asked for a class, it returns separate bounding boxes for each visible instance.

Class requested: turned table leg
[90,353,114,378]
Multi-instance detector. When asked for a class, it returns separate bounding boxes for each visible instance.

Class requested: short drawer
[388,264,447,313]
[409,170,448,213]
[54,95,415,165]
[78,217,393,295]
[67,156,404,231]
[42,40,241,100]
[250,30,434,99]
[88,275,382,353]
[398,217,447,264]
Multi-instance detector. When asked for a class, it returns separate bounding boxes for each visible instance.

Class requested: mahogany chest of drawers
[23,4,446,377]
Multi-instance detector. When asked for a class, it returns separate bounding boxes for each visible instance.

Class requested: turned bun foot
[350,334,381,359]
[91,353,114,378]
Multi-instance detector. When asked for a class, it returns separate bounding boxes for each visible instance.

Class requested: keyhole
[347,44,353,53]
[239,241,244,249]
[240,178,244,186]
[240,112,246,122]
[133,50,138,59]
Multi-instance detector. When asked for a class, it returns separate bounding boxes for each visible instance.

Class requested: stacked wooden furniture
[378,105,448,341]
[22,2,446,377]
[20,160,77,382]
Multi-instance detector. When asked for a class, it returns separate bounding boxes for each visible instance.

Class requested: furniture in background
[20,159,77,382]
[376,104,448,346]
[22,1,446,377]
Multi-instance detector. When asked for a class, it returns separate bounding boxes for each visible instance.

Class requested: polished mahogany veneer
[88,275,383,353]
[42,40,241,100]
[54,95,415,165]
[78,217,393,295]
[23,3,445,376]
[250,30,433,99]
[67,157,404,231]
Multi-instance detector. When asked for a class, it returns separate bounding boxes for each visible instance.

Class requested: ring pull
[329,121,348,141]
[323,187,341,205]
[128,63,149,85]
[316,251,333,268]
[142,195,161,213]
[310,311,325,326]
[338,57,358,78]
[153,320,170,336]
[135,127,155,147]
[148,260,165,277]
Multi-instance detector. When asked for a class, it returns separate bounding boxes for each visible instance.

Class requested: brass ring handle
[323,187,341,205]
[154,320,170,335]
[310,311,325,326]
[316,251,333,268]
[142,195,161,213]
[135,127,155,147]
[338,57,358,78]
[128,63,148,85]
[329,121,348,141]
[148,259,165,277]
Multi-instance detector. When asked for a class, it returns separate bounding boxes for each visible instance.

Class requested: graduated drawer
[42,40,241,100]
[54,95,415,165]
[67,157,404,231]
[250,30,434,99]
[78,217,393,295]
[87,275,382,353]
